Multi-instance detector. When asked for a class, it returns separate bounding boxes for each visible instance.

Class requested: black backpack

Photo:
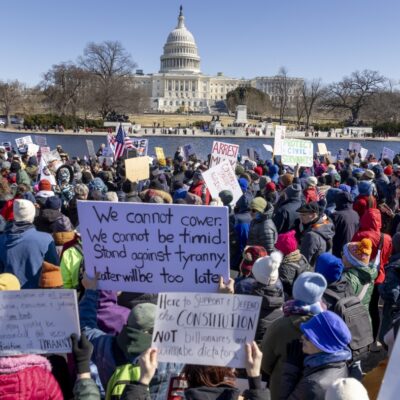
[325,285,373,360]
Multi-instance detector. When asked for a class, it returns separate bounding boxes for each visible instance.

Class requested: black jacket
[273,188,302,234]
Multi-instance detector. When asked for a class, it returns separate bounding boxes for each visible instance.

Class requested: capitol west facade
[133,7,303,113]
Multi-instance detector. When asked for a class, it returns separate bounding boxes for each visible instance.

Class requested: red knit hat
[275,230,298,255]
[265,182,276,192]
[239,246,268,276]
[384,165,393,176]
[39,179,52,191]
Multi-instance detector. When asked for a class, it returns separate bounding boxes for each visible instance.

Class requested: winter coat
[60,244,82,289]
[0,222,59,288]
[322,277,354,311]
[34,208,73,234]
[279,359,348,400]
[73,378,101,400]
[247,203,278,253]
[331,203,360,258]
[352,208,392,285]
[261,314,311,400]
[379,253,400,340]
[16,169,32,189]
[303,187,319,203]
[234,211,252,256]
[353,194,377,218]
[273,190,302,234]
[189,180,211,205]
[0,354,63,399]
[344,264,378,308]
[235,277,284,342]
[278,251,312,299]
[299,216,335,268]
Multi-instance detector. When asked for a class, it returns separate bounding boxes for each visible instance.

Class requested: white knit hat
[252,251,283,285]
[13,199,36,223]
[306,176,318,187]
[325,378,369,400]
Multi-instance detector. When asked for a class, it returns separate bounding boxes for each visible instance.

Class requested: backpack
[105,363,141,400]
[325,285,373,360]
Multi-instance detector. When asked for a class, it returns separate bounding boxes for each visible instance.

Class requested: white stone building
[133,6,303,113]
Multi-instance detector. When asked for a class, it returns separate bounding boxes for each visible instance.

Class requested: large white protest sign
[86,140,96,157]
[202,161,243,205]
[317,143,328,155]
[382,147,395,161]
[26,143,40,157]
[209,141,239,168]
[281,139,313,167]
[15,135,33,148]
[152,292,261,368]
[273,125,286,155]
[77,201,230,292]
[0,290,80,356]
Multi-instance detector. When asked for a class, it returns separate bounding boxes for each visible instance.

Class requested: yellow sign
[155,147,166,166]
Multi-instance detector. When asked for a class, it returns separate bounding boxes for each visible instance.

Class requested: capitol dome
[160,6,201,74]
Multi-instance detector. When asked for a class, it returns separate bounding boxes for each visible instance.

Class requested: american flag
[114,125,129,159]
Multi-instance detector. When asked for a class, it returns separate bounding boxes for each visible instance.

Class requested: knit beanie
[265,182,276,192]
[13,199,36,223]
[325,378,370,400]
[362,169,375,181]
[315,253,344,284]
[239,246,268,275]
[280,173,294,188]
[252,251,283,285]
[300,311,352,353]
[127,303,156,332]
[358,181,373,196]
[250,197,267,213]
[39,179,52,191]
[219,190,233,206]
[0,273,21,291]
[274,230,298,255]
[343,238,372,268]
[39,262,63,288]
[235,164,245,176]
[384,165,393,176]
[293,272,327,305]
[285,183,302,199]
[393,232,400,254]
[238,177,249,192]
[306,176,318,187]
[45,196,62,210]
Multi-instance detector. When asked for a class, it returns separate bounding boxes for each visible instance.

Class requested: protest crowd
[1,131,400,400]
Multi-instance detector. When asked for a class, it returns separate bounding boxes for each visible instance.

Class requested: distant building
[133,6,303,113]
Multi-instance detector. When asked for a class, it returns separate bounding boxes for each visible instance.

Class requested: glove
[71,333,93,374]
[286,339,304,368]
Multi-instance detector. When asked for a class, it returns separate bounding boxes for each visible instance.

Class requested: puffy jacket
[0,354,62,399]
[247,203,278,253]
[353,194,377,218]
[34,208,73,234]
[73,378,100,400]
[352,208,392,285]
[299,216,335,268]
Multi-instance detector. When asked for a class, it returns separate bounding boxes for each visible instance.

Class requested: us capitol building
[133,6,303,113]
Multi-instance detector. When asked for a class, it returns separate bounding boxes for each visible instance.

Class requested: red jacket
[189,180,211,205]
[0,354,62,399]
[352,208,392,285]
[303,187,319,203]
[353,195,377,218]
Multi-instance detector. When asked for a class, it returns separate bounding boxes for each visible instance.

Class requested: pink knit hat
[275,230,298,255]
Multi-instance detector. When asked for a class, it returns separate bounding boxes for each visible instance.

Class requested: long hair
[182,365,236,388]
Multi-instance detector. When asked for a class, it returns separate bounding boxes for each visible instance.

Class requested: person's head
[250,197,267,218]
[279,173,294,189]
[252,251,283,285]
[75,183,89,200]
[239,246,268,277]
[274,230,298,256]
[45,196,62,211]
[325,378,370,400]
[342,238,372,269]
[292,272,327,305]
[183,365,236,388]
[300,311,351,354]
[358,181,373,196]
[39,262,63,289]
[104,191,118,202]
[13,199,36,224]
[219,190,233,206]
[238,177,248,192]
[305,176,318,188]
[38,179,52,192]
[315,253,344,284]
[0,273,21,291]
[297,202,320,225]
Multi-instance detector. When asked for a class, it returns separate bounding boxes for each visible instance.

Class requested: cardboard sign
[125,156,150,182]
[382,147,395,161]
[77,201,230,292]
[0,289,80,356]
[263,144,273,153]
[317,143,328,155]
[281,139,313,167]
[86,140,96,157]
[349,142,362,153]
[15,135,33,148]
[152,292,261,368]
[34,135,47,146]
[202,161,243,205]
[209,141,239,168]
[155,147,166,166]
[132,138,148,156]
[273,125,286,155]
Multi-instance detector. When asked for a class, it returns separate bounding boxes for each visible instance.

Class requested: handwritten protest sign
[273,125,286,155]
[15,135,33,148]
[77,201,230,292]
[263,144,273,153]
[125,156,150,182]
[42,149,61,164]
[349,142,362,153]
[34,135,47,146]
[26,143,39,157]
[152,292,261,368]
[202,160,243,205]
[86,140,96,157]
[209,141,239,168]
[132,138,148,156]
[382,147,395,161]
[317,143,328,155]
[360,147,368,160]
[0,290,80,356]
[155,147,166,166]
[281,139,313,167]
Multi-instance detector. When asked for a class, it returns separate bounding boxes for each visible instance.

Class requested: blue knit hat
[358,181,373,196]
[238,177,248,192]
[315,253,344,284]
[293,272,327,305]
[45,196,62,210]
[301,311,352,353]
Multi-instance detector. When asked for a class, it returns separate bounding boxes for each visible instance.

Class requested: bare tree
[275,67,290,124]
[0,80,25,126]
[294,88,305,129]
[79,41,137,118]
[325,70,386,125]
[302,79,325,130]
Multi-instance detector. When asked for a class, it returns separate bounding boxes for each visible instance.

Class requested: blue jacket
[0,222,59,288]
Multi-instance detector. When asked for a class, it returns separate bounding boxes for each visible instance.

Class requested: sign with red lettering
[209,141,239,168]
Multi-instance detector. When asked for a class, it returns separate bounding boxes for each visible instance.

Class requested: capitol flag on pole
[114,124,127,159]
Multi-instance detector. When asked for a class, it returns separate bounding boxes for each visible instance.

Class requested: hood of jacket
[346,264,377,284]
[359,208,381,232]
[254,281,285,310]
[4,222,35,246]
[185,386,240,400]
[0,354,51,374]
[40,208,63,224]
[310,217,335,241]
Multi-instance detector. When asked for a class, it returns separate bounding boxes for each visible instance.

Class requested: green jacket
[60,246,82,289]
[17,169,32,189]
[261,314,311,400]
[73,378,100,400]
[344,264,378,308]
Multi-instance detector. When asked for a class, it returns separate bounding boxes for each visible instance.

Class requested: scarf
[283,299,326,317]
[304,348,352,369]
